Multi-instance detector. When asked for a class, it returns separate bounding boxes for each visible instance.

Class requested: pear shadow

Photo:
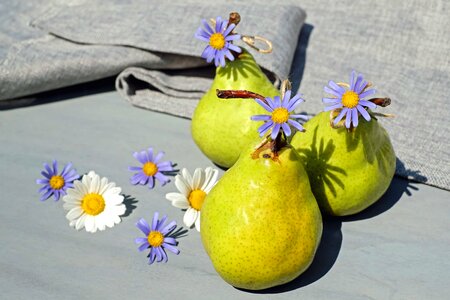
[217,51,261,81]
[289,23,314,94]
[121,195,138,218]
[237,216,342,294]
[296,127,347,213]
[340,158,424,222]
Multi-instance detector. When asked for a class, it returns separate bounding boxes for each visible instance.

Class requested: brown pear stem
[369,97,391,107]
[216,89,268,105]
[228,12,241,26]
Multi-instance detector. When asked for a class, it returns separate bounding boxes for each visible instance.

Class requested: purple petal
[290,114,310,121]
[128,166,142,171]
[163,237,177,245]
[215,16,222,33]
[282,90,292,107]
[345,109,352,128]
[352,108,359,127]
[151,212,159,231]
[61,162,73,176]
[137,218,151,235]
[201,19,213,35]
[324,103,343,112]
[328,80,346,94]
[53,190,61,201]
[219,52,226,67]
[135,237,147,244]
[138,242,150,252]
[36,178,49,184]
[228,44,241,53]
[156,215,168,232]
[324,86,343,98]
[163,243,180,255]
[40,189,53,201]
[130,173,145,185]
[333,107,349,124]
[287,119,304,132]
[155,247,163,262]
[223,23,235,36]
[52,160,58,174]
[322,97,340,104]
[357,105,371,121]
[358,89,377,99]
[219,19,228,33]
[149,248,157,264]
[251,115,271,121]
[153,151,165,164]
[147,176,155,189]
[146,148,154,163]
[353,75,364,93]
[271,123,281,139]
[287,96,304,112]
[44,163,53,176]
[195,31,210,42]
[40,170,51,179]
[281,122,292,136]
[359,100,377,109]
[224,50,234,61]
[155,172,170,186]
[255,99,273,112]
[225,34,240,41]
[356,80,368,94]
[349,70,357,90]
[161,221,177,235]
[273,96,282,107]
[258,121,274,136]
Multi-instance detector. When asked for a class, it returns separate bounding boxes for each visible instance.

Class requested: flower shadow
[121,194,138,218]
[296,127,348,213]
[217,50,261,81]
[167,226,189,239]
[238,216,342,294]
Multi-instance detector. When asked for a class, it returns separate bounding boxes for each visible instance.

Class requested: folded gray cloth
[0,0,448,191]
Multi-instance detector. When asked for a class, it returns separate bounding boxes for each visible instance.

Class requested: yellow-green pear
[201,139,322,290]
[191,49,279,168]
[291,111,396,216]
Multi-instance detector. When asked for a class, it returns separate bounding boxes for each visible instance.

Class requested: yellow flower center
[341,91,360,108]
[81,193,105,216]
[188,189,207,211]
[142,162,158,176]
[49,175,65,190]
[271,107,290,124]
[209,33,226,50]
[148,231,164,247]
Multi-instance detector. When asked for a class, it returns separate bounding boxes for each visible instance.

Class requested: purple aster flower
[135,212,180,264]
[251,90,308,139]
[323,70,378,128]
[128,148,173,189]
[36,160,79,201]
[195,16,242,67]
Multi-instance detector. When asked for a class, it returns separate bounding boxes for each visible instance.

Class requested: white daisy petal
[195,213,201,232]
[175,175,190,196]
[181,168,193,187]
[203,169,219,193]
[183,208,198,228]
[66,207,83,221]
[62,171,125,233]
[165,192,187,202]
[172,199,190,209]
[75,214,86,230]
[192,168,204,190]
[85,216,96,233]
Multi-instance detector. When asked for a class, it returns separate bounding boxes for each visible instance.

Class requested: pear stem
[369,97,391,107]
[216,89,268,105]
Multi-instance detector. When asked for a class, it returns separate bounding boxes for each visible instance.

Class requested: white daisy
[165,167,219,232]
[62,171,126,233]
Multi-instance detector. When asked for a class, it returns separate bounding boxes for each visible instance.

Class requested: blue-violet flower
[323,70,377,128]
[36,160,79,201]
[128,148,173,189]
[195,16,241,67]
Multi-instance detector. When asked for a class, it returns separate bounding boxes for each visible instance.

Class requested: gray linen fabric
[0,0,448,190]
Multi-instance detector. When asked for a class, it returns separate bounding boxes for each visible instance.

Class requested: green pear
[191,49,280,168]
[291,111,396,216]
[201,139,322,290]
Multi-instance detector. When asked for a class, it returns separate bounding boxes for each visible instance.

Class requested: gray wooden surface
[1,91,449,299]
